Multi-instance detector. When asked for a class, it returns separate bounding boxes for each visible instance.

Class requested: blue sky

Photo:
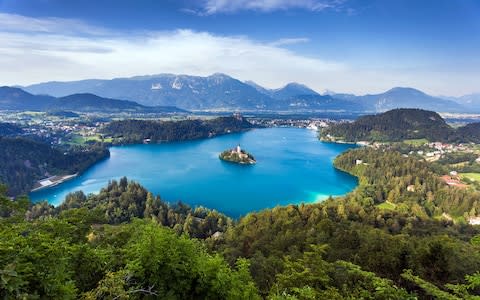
[0,0,479,96]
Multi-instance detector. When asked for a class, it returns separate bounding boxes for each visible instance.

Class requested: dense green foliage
[385,142,480,179]
[3,171,480,298]
[436,152,478,166]
[0,137,109,195]
[0,186,259,299]
[456,122,480,143]
[2,145,480,298]
[31,178,232,239]
[214,148,480,298]
[102,116,255,144]
[334,147,480,218]
[0,122,23,136]
[321,108,478,143]
[215,200,480,298]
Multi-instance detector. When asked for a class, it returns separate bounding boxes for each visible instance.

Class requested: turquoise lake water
[30,128,358,217]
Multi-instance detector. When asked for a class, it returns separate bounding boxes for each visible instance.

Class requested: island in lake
[219,144,256,165]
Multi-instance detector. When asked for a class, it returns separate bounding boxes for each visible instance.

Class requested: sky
[0,0,479,96]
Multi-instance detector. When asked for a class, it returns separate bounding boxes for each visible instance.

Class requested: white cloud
[0,13,347,89]
[269,38,310,47]
[198,0,344,15]
[0,13,110,35]
[0,13,477,96]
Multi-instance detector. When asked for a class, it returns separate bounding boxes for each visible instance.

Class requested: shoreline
[219,157,256,165]
[319,137,360,145]
[109,128,257,147]
[29,128,358,215]
[31,174,78,192]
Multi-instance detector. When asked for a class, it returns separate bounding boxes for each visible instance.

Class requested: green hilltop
[321,108,479,143]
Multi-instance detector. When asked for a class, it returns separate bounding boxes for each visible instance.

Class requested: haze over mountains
[0,73,475,113]
[448,93,480,112]
[331,87,463,113]
[0,87,185,113]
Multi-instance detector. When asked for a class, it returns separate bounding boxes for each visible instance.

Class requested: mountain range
[448,93,480,112]
[4,73,478,113]
[0,87,185,113]
[22,73,372,111]
[334,87,466,113]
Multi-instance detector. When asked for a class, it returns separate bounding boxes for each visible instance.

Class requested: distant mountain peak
[322,89,337,96]
[208,73,235,82]
[386,87,426,95]
[208,72,231,78]
[282,82,311,89]
[206,73,236,85]
[60,92,102,99]
[0,86,32,95]
[270,82,319,100]
[19,74,469,113]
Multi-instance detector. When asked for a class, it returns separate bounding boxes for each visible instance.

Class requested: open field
[460,173,480,182]
[68,134,112,145]
[377,201,396,210]
[403,138,429,146]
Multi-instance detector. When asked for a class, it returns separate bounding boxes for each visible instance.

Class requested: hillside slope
[0,87,185,113]
[0,137,109,195]
[103,116,255,144]
[321,108,459,142]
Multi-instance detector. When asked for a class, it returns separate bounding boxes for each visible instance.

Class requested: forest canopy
[321,108,479,143]
[102,116,255,144]
[0,137,109,196]
[2,160,480,299]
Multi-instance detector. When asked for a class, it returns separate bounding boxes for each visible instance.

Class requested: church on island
[233,144,247,159]
[219,144,256,165]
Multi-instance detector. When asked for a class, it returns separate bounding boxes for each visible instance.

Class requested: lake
[30,127,358,217]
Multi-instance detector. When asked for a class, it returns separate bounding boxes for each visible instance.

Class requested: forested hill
[334,147,480,218]
[456,122,480,143]
[0,137,109,195]
[102,116,256,144]
[0,122,23,136]
[0,86,186,113]
[321,108,477,142]
[2,170,480,298]
[28,178,232,238]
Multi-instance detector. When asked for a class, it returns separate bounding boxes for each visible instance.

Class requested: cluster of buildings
[28,122,100,144]
[417,142,473,162]
[230,144,248,159]
[440,171,469,189]
[396,142,478,163]
[249,117,333,129]
[0,111,102,145]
